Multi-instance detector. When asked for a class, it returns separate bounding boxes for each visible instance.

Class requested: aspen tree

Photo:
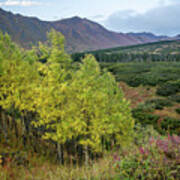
[68,55,134,164]
[0,31,134,164]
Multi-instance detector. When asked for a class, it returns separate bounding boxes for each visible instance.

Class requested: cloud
[0,0,41,7]
[90,15,106,20]
[158,0,180,6]
[105,2,180,36]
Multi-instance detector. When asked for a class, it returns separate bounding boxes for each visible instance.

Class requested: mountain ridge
[0,8,176,53]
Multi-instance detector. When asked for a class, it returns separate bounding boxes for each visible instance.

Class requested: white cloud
[0,0,41,7]
[88,14,107,22]
[105,1,180,36]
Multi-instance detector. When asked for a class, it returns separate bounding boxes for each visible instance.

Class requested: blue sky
[0,0,179,35]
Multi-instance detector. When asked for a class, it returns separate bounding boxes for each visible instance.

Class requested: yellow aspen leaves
[0,30,134,159]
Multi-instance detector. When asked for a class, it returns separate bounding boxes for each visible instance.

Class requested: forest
[0,31,180,179]
[72,40,180,63]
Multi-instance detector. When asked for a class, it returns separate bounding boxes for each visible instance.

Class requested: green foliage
[175,108,180,114]
[69,55,134,151]
[0,31,24,62]
[156,81,180,96]
[112,125,180,179]
[100,62,180,88]
[132,100,180,135]
[132,103,159,125]
[72,40,180,63]
[133,124,160,146]
[169,94,180,103]
[113,138,180,179]
[132,103,163,134]
[34,51,134,154]
[0,30,134,164]
[145,98,173,110]
[160,117,180,135]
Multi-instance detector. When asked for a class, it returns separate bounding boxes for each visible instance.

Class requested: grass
[1,124,180,180]
[0,153,116,180]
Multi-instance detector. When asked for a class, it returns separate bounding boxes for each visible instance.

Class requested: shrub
[160,116,180,135]
[145,98,173,110]
[126,76,144,87]
[175,108,180,114]
[169,94,180,103]
[126,74,162,87]
[132,104,160,126]
[133,124,160,145]
[142,73,164,86]
[156,81,180,96]
[113,131,180,179]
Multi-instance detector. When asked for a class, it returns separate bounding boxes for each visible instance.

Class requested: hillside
[1,30,180,180]
[127,32,168,43]
[0,8,170,53]
[72,40,180,63]
[92,40,180,55]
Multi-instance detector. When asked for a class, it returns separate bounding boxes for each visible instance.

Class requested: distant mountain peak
[58,16,83,23]
[128,32,154,35]
[0,7,174,53]
[71,16,82,20]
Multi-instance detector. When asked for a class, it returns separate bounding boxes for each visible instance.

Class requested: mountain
[127,32,168,42]
[175,34,180,39]
[51,16,145,52]
[0,8,51,47]
[0,8,171,53]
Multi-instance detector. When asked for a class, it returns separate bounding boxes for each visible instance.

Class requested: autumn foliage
[0,30,134,164]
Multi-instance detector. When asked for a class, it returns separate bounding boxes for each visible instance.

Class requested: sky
[0,0,179,36]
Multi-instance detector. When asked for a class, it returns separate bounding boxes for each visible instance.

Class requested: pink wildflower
[139,147,145,154]
[149,137,155,145]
